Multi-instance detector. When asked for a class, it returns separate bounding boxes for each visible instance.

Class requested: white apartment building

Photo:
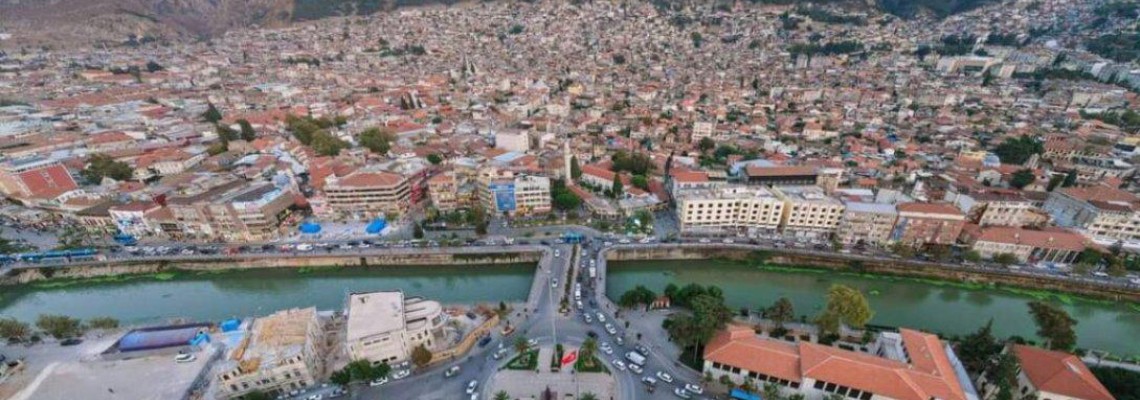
[217,308,324,399]
[676,185,785,236]
[835,202,897,246]
[691,121,714,143]
[772,186,845,239]
[477,168,551,216]
[1043,186,1140,242]
[346,291,446,366]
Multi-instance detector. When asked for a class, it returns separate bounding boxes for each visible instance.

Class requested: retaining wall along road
[0,248,543,285]
[605,244,1140,303]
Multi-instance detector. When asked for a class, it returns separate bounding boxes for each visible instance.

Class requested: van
[625,351,646,366]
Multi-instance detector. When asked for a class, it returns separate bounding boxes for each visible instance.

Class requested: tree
[580,393,599,400]
[993,135,1043,165]
[553,192,582,211]
[36,314,83,339]
[1009,169,1036,189]
[413,223,425,239]
[0,318,32,342]
[765,297,795,329]
[963,250,982,263]
[956,319,1001,375]
[216,123,239,142]
[699,137,716,152]
[664,283,679,300]
[310,131,349,156]
[86,317,120,330]
[630,175,649,190]
[207,141,228,156]
[610,174,624,199]
[1028,301,1077,351]
[816,285,873,335]
[1090,366,1140,400]
[1062,170,1078,187]
[570,156,582,179]
[763,383,783,400]
[890,241,916,259]
[514,336,530,354]
[237,119,256,141]
[580,337,598,361]
[81,153,133,183]
[993,253,1018,266]
[494,391,512,400]
[359,127,395,155]
[411,344,433,368]
[991,352,1022,400]
[426,153,443,164]
[201,103,222,123]
[241,390,272,400]
[619,285,657,308]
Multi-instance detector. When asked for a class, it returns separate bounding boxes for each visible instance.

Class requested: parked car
[673,387,692,399]
[628,363,643,374]
[369,377,388,386]
[466,380,479,394]
[445,366,461,378]
[684,384,704,394]
[174,353,196,363]
[656,371,674,383]
[612,359,627,371]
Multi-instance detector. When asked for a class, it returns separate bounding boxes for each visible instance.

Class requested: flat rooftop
[676,185,778,201]
[12,346,216,400]
[346,291,406,341]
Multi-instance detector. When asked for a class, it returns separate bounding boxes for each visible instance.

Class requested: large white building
[676,185,785,235]
[836,202,897,246]
[345,291,446,366]
[476,168,551,216]
[1043,185,1140,243]
[772,186,845,239]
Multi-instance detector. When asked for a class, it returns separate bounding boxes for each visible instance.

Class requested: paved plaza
[488,345,616,400]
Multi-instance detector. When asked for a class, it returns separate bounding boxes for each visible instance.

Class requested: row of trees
[0,315,119,342]
[284,115,349,157]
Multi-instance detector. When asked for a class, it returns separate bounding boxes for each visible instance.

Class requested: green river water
[606,260,1140,356]
[1,260,1137,356]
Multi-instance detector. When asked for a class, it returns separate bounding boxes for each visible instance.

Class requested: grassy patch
[506,349,538,370]
[30,272,181,289]
[574,355,608,373]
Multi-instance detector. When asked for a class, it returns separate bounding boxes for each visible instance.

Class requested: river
[606,260,1140,356]
[0,264,534,325]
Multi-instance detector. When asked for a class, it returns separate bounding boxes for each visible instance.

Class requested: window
[814,381,826,390]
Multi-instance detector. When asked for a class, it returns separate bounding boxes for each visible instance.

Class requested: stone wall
[1,250,542,285]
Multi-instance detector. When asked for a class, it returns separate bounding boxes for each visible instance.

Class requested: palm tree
[579,393,599,400]
[514,336,530,354]
[494,391,511,400]
[580,337,598,361]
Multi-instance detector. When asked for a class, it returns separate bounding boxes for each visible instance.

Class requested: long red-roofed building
[704,325,974,400]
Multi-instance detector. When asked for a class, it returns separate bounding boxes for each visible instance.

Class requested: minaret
[564,140,572,181]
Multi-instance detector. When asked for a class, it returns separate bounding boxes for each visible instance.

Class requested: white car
[551,278,558,288]
[600,343,613,355]
[369,377,389,386]
[596,312,606,323]
[656,371,674,383]
[391,369,410,380]
[612,359,627,371]
[698,238,711,244]
[673,387,692,399]
[527,338,539,347]
[619,238,631,244]
[628,363,643,374]
[466,380,479,394]
[174,353,196,363]
[684,384,704,394]
[584,314,593,324]
[605,323,617,335]
[723,238,734,244]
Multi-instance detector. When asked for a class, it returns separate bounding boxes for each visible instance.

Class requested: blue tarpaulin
[365,219,387,234]
[220,319,241,332]
[731,388,762,400]
[299,222,321,234]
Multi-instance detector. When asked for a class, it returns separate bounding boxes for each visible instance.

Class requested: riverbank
[605,245,1140,303]
[605,260,1140,357]
[0,247,543,285]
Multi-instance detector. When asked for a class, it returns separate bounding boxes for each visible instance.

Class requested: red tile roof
[1014,345,1114,400]
[705,325,967,400]
[975,227,1086,251]
[897,202,964,216]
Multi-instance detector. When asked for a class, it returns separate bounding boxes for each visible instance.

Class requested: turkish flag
[562,350,578,366]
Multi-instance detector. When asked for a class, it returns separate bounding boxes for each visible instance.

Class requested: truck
[588,266,597,279]
[625,351,646,366]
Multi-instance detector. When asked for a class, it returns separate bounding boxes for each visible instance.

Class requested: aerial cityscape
[0,0,1139,399]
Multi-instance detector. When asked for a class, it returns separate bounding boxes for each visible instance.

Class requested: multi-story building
[836,202,897,246]
[0,157,78,199]
[108,201,164,238]
[217,307,324,399]
[1043,186,1140,242]
[704,325,973,400]
[977,345,1114,400]
[969,227,1086,264]
[676,185,785,236]
[322,169,410,219]
[427,172,459,212]
[345,291,446,366]
[946,190,1048,228]
[892,203,967,246]
[772,186,845,239]
[167,180,295,242]
[691,121,714,143]
[476,168,551,216]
